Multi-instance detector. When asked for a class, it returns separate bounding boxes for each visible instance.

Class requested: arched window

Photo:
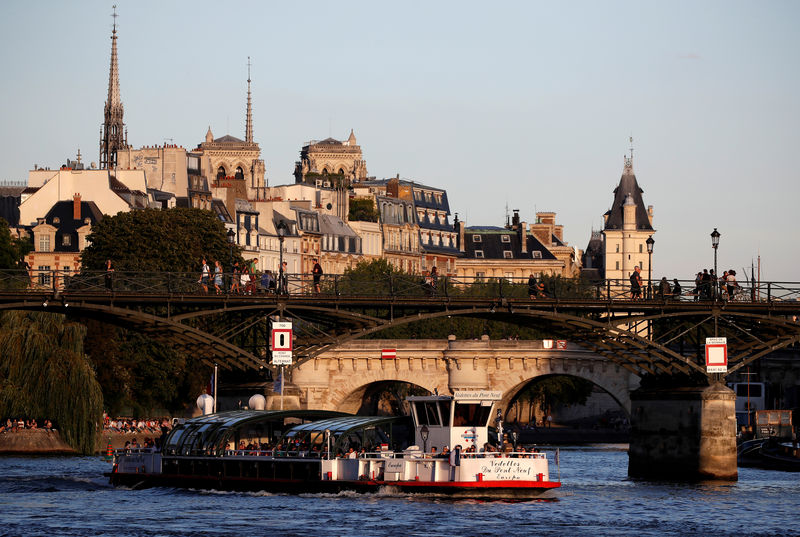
[235,166,244,180]
[217,166,226,182]
[322,168,329,176]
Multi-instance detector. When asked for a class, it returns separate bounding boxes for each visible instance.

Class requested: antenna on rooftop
[629,135,634,161]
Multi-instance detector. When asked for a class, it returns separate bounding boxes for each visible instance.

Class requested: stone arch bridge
[287,338,638,415]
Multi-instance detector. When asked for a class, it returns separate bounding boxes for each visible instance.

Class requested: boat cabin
[407,390,502,453]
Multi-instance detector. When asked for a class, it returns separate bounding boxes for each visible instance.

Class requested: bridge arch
[498,373,633,423]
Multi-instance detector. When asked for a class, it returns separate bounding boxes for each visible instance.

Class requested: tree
[81,207,241,272]
[0,311,103,454]
[348,198,379,222]
[0,217,32,270]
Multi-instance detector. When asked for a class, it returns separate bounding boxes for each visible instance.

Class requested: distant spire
[100,5,125,169]
[347,129,357,146]
[245,56,253,143]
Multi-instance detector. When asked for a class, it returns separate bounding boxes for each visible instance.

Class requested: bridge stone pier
[279,336,639,415]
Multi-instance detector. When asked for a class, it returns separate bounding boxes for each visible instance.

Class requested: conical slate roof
[604,158,653,231]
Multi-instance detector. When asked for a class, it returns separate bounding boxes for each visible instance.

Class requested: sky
[1,0,798,280]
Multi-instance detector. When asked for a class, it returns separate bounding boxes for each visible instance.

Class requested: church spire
[100,5,125,169]
[245,56,253,144]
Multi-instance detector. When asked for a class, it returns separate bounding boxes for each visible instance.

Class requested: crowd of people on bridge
[628,267,744,301]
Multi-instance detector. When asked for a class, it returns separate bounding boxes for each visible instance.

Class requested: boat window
[424,402,441,426]
[453,402,492,427]
[437,401,451,426]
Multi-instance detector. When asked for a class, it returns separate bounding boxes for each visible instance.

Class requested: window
[38,266,51,285]
[501,235,511,243]
[472,235,482,242]
[639,244,643,253]
[53,217,60,224]
[39,234,50,253]
[532,251,542,259]
[503,251,513,259]
[616,244,620,253]
[476,272,485,279]
[62,234,71,247]
[615,261,620,270]
[474,250,484,258]
[216,166,226,181]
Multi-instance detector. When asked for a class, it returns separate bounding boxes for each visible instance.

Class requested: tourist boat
[107,391,561,499]
[738,410,799,472]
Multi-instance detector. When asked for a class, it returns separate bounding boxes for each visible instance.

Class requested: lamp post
[227,228,235,292]
[420,424,429,454]
[277,221,287,294]
[646,235,654,299]
[711,228,720,301]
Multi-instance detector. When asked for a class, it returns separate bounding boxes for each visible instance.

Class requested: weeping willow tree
[0,311,103,454]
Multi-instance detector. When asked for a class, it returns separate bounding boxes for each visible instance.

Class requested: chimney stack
[73,193,81,220]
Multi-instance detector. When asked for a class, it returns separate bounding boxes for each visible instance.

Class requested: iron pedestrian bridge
[1,269,798,377]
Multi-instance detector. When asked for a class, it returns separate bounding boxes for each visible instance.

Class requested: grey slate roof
[464,227,557,260]
[604,163,653,231]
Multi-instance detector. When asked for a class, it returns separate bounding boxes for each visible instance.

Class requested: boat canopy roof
[284,416,405,438]
[163,409,347,456]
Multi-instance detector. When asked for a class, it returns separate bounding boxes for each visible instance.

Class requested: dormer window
[52,217,60,224]
[532,251,543,259]
[501,235,511,243]
[62,234,72,247]
[503,251,513,259]
[472,235,482,242]
[474,250,484,258]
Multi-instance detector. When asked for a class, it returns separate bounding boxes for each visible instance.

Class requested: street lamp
[277,221,287,294]
[420,424,429,454]
[646,235,654,299]
[227,228,236,291]
[711,228,720,300]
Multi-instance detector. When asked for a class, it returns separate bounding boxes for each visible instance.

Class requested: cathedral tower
[99,6,126,170]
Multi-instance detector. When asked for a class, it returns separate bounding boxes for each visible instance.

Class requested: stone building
[294,130,368,185]
[376,195,420,274]
[26,195,103,288]
[195,66,266,201]
[599,156,655,289]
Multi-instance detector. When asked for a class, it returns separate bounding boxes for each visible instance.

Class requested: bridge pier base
[628,382,737,481]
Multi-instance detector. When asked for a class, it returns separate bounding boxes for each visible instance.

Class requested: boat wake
[0,474,110,494]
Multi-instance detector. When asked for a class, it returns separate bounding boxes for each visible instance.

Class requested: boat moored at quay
[107,391,560,499]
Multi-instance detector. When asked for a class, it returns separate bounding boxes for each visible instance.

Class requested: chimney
[73,193,81,220]
[520,221,528,253]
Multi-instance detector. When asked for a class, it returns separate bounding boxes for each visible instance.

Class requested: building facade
[294,130,368,185]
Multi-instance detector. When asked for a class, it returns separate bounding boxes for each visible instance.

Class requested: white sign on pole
[271,321,293,365]
[705,337,728,373]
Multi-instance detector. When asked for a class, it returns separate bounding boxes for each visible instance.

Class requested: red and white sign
[556,340,567,350]
[381,348,396,360]
[542,340,554,349]
[271,321,293,365]
[705,337,727,373]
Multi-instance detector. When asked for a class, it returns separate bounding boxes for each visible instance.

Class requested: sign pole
[213,363,218,414]
[280,365,284,410]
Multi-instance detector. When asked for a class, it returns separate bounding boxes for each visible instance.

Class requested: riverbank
[0,429,74,455]
[0,429,166,455]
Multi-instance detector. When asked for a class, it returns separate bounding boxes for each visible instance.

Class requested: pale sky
[1,0,798,280]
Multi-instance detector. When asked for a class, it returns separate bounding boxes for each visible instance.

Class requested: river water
[1,445,798,537]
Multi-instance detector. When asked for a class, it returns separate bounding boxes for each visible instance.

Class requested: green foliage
[0,311,103,454]
[81,207,241,272]
[508,375,596,423]
[348,198,379,222]
[0,218,32,269]
[83,321,207,417]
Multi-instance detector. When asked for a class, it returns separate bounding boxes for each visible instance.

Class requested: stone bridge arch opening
[502,373,633,431]
[337,381,431,416]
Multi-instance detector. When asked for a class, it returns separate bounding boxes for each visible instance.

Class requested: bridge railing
[0,269,798,304]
